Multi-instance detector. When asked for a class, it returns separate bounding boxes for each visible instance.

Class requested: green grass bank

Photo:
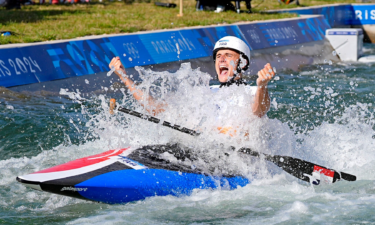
[0,0,355,45]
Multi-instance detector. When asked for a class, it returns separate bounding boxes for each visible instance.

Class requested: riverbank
[0,0,357,45]
[0,1,295,45]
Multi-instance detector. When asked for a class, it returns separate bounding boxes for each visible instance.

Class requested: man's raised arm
[252,63,275,118]
[109,57,165,116]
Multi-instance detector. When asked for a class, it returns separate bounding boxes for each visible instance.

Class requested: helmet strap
[219,57,247,88]
[236,58,242,74]
[219,77,247,88]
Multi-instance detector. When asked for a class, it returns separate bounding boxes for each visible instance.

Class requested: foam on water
[1,56,375,224]
[299,102,375,179]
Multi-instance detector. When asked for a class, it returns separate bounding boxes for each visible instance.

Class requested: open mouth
[219,65,229,76]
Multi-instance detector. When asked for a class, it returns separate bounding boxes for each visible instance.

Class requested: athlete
[109,36,275,118]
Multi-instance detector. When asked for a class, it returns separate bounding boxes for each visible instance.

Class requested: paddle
[109,99,356,184]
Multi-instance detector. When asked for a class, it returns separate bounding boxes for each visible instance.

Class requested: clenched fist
[109,57,126,78]
[257,63,276,87]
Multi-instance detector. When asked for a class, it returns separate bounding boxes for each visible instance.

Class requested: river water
[1,44,375,224]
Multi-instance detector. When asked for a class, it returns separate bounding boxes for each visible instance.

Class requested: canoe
[17,144,250,204]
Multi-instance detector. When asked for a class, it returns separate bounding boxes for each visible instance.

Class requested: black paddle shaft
[115,106,356,183]
[117,107,200,136]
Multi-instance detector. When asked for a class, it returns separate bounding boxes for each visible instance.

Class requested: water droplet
[273,67,277,73]
[129,57,133,62]
[85,79,89,84]
[107,66,115,76]
[332,51,337,56]
[123,53,126,57]
[328,60,332,65]
[230,60,235,67]
[275,40,278,43]
[176,43,180,56]
[274,76,280,80]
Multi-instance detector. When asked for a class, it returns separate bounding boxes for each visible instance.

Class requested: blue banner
[282,5,353,27]
[0,48,41,87]
[109,34,154,68]
[0,16,331,89]
[138,30,208,64]
[351,5,375,25]
[190,25,247,52]
[238,17,330,50]
[278,4,375,26]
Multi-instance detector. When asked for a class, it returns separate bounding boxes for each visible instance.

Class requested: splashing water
[107,66,115,77]
[1,44,375,224]
[176,43,180,58]
[98,63,276,176]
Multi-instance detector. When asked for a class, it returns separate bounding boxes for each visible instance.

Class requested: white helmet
[213,36,251,71]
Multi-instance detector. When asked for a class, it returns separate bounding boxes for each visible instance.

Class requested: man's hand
[109,57,126,78]
[257,63,275,87]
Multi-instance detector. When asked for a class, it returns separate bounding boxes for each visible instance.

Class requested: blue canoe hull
[16,144,250,204]
[77,169,249,204]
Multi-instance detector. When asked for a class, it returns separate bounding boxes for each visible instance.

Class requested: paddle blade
[268,155,358,184]
[238,148,356,184]
[267,154,317,183]
[340,171,357,182]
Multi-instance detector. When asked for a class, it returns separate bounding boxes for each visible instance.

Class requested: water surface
[1,44,374,224]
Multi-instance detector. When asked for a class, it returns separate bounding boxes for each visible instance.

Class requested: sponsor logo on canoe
[117,156,147,170]
[312,165,334,184]
[61,186,88,192]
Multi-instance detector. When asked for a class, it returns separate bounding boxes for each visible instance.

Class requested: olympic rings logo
[123,42,140,59]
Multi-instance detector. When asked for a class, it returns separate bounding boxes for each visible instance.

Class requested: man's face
[215,49,240,83]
